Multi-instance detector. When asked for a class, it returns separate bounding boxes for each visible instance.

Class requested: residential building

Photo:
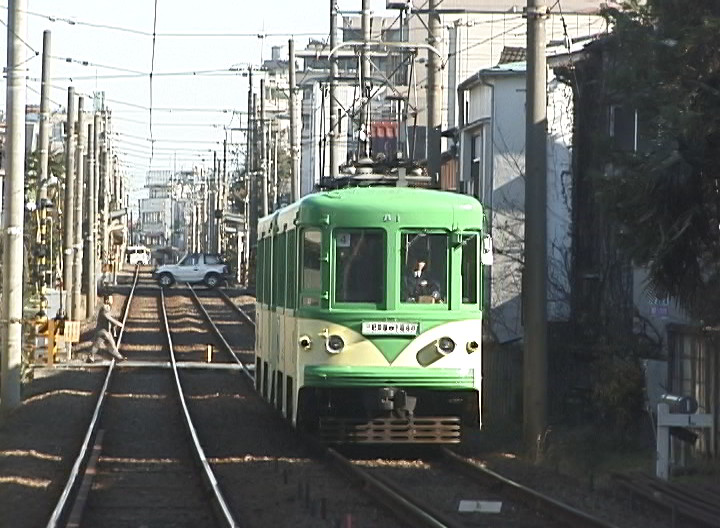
[457,59,574,343]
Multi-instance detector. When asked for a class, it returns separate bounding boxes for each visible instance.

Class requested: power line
[2,5,325,39]
[149,0,159,155]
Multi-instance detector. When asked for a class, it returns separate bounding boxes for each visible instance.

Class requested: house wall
[459,67,573,343]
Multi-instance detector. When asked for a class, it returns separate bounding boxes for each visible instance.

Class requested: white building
[457,60,573,343]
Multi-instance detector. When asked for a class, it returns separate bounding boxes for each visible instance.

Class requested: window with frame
[273,233,286,307]
[334,229,384,304]
[400,232,448,304]
[461,234,479,304]
[256,239,265,303]
[287,230,296,308]
[301,229,322,305]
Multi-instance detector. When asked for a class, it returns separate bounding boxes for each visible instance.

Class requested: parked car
[153,253,229,288]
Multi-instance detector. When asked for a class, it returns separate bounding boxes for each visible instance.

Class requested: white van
[126,245,152,266]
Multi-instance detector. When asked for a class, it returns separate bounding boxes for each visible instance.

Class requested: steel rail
[159,288,241,528]
[187,285,254,381]
[441,449,620,528]
[322,446,465,528]
[46,265,141,528]
[200,288,466,527]
[214,288,256,327]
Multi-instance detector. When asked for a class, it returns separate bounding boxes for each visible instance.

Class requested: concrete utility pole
[251,92,258,243]
[37,30,51,290]
[329,0,339,177]
[63,87,76,320]
[1,0,27,411]
[243,67,253,285]
[260,77,269,217]
[90,113,100,304]
[426,0,442,186]
[85,118,97,319]
[523,0,549,459]
[72,97,85,319]
[101,113,110,275]
[288,39,299,202]
[359,0,371,158]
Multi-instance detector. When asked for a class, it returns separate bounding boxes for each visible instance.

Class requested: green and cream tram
[255,186,491,443]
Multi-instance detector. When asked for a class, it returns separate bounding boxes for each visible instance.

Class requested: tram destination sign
[361,321,418,336]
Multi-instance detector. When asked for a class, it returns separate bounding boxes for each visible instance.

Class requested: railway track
[204,288,621,528]
[44,277,625,527]
[45,269,242,528]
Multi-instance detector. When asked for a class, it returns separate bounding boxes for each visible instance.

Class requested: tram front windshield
[334,229,384,303]
[401,232,447,304]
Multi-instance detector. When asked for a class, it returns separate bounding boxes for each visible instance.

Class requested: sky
[1,0,393,200]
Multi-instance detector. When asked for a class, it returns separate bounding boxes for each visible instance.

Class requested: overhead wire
[149,0,159,158]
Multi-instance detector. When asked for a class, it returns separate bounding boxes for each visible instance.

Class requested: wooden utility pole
[523,0,549,459]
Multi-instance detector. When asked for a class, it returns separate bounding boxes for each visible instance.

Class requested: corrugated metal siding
[667,326,719,458]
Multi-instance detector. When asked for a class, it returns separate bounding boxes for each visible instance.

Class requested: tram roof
[259,187,485,236]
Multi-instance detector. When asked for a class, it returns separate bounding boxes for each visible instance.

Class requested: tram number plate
[362,322,418,336]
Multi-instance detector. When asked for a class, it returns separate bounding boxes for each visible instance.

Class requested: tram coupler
[364,387,417,417]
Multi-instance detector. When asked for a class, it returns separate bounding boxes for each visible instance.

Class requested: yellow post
[47,319,56,365]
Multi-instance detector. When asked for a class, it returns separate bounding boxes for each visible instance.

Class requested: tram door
[269,232,286,409]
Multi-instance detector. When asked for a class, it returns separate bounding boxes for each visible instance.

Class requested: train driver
[403,259,444,303]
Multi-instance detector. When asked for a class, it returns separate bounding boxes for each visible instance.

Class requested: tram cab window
[301,229,322,306]
[401,232,447,304]
[461,234,479,304]
[334,229,384,304]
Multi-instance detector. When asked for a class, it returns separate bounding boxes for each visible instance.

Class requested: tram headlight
[326,334,345,354]
[466,340,480,353]
[436,337,456,355]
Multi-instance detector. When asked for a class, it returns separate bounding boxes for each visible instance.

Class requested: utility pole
[63,87,76,320]
[251,92,258,243]
[1,0,27,411]
[72,97,85,319]
[91,113,100,305]
[359,0,371,158]
[243,68,254,285]
[260,77,268,217]
[427,0,442,186]
[85,119,96,319]
[329,0,339,177]
[288,39,299,201]
[101,113,110,279]
[37,30,51,292]
[220,137,227,253]
[523,0,548,460]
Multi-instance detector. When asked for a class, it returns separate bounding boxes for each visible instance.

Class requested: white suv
[153,253,229,288]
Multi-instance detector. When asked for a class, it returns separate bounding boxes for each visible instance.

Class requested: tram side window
[257,239,265,303]
[301,229,322,305]
[335,229,384,303]
[264,237,272,305]
[401,232,448,304]
[273,233,286,307]
[287,230,296,309]
[462,234,479,304]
